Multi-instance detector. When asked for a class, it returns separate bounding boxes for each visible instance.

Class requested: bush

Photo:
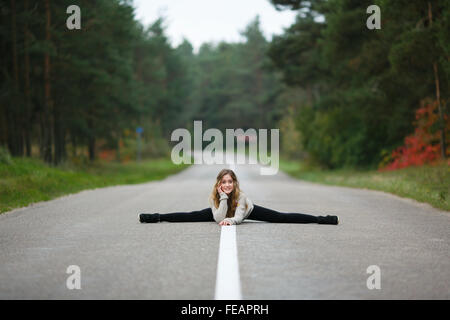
[380,98,449,171]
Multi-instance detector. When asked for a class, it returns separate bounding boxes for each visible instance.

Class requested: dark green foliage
[1,4,284,164]
[0,0,191,164]
[2,1,447,169]
[269,0,449,168]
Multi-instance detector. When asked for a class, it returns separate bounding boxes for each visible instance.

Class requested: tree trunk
[433,62,447,159]
[43,0,53,163]
[71,133,77,158]
[116,133,121,162]
[88,118,96,161]
[53,109,61,164]
[428,1,447,159]
[53,107,67,164]
[10,0,23,156]
[88,136,96,162]
[24,0,32,157]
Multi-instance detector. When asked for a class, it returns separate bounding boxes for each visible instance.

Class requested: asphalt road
[0,161,449,299]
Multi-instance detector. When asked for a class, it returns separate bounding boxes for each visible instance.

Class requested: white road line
[214,225,242,300]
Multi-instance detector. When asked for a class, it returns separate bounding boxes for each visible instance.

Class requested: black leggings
[159,204,319,223]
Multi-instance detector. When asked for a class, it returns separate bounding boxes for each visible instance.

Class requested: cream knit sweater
[209,191,254,225]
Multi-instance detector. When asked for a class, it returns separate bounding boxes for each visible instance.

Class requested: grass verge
[0,157,189,214]
[280,159,450,211]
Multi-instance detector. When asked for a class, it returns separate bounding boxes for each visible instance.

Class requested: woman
[139,168,339,225]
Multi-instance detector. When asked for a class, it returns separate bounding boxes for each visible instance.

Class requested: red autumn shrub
[380,98,448,171]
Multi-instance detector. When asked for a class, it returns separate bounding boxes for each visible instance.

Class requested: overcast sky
[132,0,297,52]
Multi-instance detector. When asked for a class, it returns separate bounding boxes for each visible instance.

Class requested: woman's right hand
[217,185,224,194]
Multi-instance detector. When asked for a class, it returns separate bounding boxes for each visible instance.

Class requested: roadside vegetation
[280,159,450,211]
[0,155,188,214]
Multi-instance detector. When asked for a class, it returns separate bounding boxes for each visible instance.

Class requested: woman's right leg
[159,207,214,223]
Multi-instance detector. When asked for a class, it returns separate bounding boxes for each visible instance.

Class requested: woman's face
[220,174,234,194]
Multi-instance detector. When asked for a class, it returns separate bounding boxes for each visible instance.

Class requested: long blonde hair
[210,169,241,218]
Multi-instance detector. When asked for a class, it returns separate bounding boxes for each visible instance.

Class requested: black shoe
[318,215,339,225]
[139,213,160,223]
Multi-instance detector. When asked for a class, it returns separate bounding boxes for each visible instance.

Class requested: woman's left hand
[219,220,232,226]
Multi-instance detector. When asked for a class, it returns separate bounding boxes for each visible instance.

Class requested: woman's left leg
[248,204,338,224]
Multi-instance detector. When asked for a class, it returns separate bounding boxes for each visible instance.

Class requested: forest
[1,0,449,170]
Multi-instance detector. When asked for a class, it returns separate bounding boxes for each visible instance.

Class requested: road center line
[214,225,242,300]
